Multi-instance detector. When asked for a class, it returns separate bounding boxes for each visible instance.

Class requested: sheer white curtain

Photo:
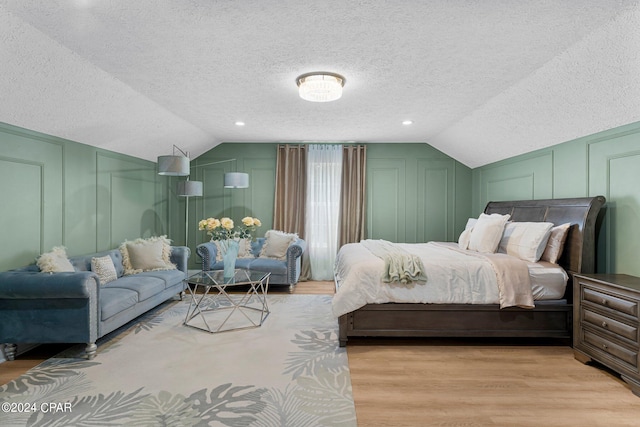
[305,144,343,280]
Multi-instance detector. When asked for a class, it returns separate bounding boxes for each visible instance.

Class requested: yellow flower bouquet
[198,216,262,241]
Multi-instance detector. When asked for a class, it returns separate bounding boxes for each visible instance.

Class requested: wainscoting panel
[0,158,43,270]
[96,153,159,251]
[243,158,275,231]
[368,159,406,242]
[197,163,229,220]
[475,151,553,211]
[589,133,640,276]
[417,159,453,242]
[0,124,63,270]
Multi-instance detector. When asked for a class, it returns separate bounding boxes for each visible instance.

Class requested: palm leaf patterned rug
[0,294,357,426]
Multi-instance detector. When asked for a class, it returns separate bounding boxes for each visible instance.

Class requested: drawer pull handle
[602,321,608,328]
[601,299,608,305]
[602,344,608,350]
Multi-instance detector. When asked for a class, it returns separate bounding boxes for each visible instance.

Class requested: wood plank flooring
[2,280,640,425]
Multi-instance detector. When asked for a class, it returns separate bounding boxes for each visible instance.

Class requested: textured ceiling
[1,0,639,167]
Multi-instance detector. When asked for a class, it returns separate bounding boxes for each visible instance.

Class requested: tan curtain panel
[339,145,367,247]
[273,144,310,280]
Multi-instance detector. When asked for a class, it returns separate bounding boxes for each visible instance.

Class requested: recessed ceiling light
[235,121,245,126]
[402,120,413,125]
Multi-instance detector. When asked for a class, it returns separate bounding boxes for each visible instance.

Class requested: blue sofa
[197,237,306,291]
[0,246,189,360]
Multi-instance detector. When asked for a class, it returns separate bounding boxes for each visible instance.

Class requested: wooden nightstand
[573,273,640,397]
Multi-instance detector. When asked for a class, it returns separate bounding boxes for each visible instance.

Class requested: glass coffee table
[184,269,271,333]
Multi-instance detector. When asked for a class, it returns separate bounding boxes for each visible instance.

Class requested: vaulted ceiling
[1,1,639,167]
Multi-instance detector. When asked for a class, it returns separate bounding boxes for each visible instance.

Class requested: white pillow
[468,213,510,253]
[457,218,477,250]
[37,246,75,273]
[120,236,176,275]
[541,223,571,264]
[498,222,554,262]
[91,255,118,285]
[259,230,297,260]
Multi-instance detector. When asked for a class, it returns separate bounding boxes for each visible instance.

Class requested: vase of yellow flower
[198,216,262,279]
[220,239,239,279]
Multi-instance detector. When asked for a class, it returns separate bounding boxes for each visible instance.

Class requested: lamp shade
[157,155,190,176]
[177,180,203,197]
[224,172,249,188]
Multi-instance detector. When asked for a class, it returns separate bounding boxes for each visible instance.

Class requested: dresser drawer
[583,330,638,368]
[583,308,638,342]
[583,287,638,318]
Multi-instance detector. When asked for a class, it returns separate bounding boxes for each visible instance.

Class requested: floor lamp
[177,179,203,248]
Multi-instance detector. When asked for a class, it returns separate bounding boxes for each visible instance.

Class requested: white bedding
[332,241,568,317]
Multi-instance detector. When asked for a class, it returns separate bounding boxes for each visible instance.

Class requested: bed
[335,196,606,347]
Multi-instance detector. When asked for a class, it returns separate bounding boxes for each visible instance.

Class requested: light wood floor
[3,280,640,426]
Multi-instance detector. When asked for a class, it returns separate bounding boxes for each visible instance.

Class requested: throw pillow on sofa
[259,230,297,260]
[37,246,75,273]
[91,255,118,285]
[120,235,176,275]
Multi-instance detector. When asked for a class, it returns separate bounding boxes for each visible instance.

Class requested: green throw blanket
[361,239,428,284]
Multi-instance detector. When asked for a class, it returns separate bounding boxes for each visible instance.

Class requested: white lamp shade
[157,155,190,176]
[224,172,249,188]
[177,180,203,197]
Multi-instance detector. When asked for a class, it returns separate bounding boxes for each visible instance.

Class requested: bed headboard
[484,196,606,278]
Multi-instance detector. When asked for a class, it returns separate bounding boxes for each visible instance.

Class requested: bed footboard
[338,302,572,347]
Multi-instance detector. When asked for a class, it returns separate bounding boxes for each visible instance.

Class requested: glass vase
[222,239,239,279]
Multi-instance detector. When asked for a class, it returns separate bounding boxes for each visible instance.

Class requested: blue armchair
[197,236,306,292]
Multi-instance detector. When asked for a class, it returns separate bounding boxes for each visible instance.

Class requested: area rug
[0,294,357,426]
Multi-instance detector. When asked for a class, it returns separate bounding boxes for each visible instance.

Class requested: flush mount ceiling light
[296,72,345,102]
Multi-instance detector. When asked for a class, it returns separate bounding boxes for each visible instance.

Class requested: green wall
[0,122,170,271]
[4,117,637,277]
[472,121,640,276]
[185,143,473,269]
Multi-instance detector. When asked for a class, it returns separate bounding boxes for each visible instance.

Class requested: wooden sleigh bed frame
[337,196,606,347]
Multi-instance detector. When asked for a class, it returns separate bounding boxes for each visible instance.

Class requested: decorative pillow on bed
[458,218,477,250]
[540,223,571,264]
[37,246,75,273]
[259,230,297,260]
[91,255,118,285]
[498,221,554,262]
[468,213,510,253]
[119,235,176,275]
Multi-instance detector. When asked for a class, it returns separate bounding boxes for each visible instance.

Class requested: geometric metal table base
[184,269,271,334]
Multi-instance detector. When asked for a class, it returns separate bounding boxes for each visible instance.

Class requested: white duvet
[331,241,567,318]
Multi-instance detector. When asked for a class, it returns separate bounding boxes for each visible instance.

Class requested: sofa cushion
[100,288,138,320]
[248,258,287,275]
[120,236,176,275]
[104,276,166,302]
[37,247,75,273]
[135,269,185,289]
